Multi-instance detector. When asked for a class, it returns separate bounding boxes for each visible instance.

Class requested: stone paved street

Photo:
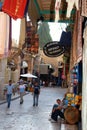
[0,87,79,130]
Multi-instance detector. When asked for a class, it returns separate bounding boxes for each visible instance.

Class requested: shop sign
[43,41,65,57]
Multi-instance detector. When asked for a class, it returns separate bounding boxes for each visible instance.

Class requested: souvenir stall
[66,8,82,95]
[63,7,83,125]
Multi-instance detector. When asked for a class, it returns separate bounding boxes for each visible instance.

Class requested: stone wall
[0,58,7,99]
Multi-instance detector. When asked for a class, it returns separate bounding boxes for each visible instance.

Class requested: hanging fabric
[72,11,78,66]
[82,25,87,130]
[0,12,7,58]
[4,14,10,57]
[8,17,12,51]
[24,0,30,16]
[66,0,79,18]
[69,11,78,69]
[59,0,67,20]
[0,2,2,11]
[76,11,82,63]
[2,0,28,20]
[0,12,10,59]
[82,0,87,17]
[59,31,71,48]
[55,0,61,22]
[70,10,82,68]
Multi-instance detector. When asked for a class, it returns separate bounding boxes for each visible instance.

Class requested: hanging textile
[55,0,61,22]
[82,0,87,17]
[37,22,52,49]
[0,12,7,58]
[4,14,10,57]
[2,0,27,20]
[72,11,79,65]
[82,25,87,130]
[0,2,2,11]
[72,10,83,64]
[66,0,79,18]
[24,0,30,16]
[70,10,83,70]
[8,17,12,51]
[59,0,67,20]
[76,11,82,63]
[0,12,10,59]
[59,31,71,48]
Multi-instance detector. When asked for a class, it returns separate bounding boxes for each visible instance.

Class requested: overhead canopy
[20,73,37,78]
[28,0,75,26]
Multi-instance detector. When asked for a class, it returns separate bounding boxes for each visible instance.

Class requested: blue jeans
[6,94,12,108]
[33,94,39,106]
[51,109,64,121]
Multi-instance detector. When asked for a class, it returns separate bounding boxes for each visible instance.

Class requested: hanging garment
[24,0,30,16]
[82,25,87,130]
[69,11,78,69]
[82,0,87,17]
[4,14,10,57]
[66,0,79,18]
[2,0,28,20]
[0,12,7,58]
[55,0,61,22]
[59,31,71,48]
[72,11,78,65]
[0,2,2,11]
[76,11,82,63]
[0,12,10,59]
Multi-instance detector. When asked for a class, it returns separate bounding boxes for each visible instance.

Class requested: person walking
[18,80,26,104]
[4,80,15,108]
[33,81,40,106]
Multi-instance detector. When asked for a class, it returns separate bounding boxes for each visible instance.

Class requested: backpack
[34,86,39,94]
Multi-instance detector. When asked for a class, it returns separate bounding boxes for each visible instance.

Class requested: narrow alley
[0,87,79,130]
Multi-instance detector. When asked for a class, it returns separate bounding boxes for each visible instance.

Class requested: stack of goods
[64,93,82,106]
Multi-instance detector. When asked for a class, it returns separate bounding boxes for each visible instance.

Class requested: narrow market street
[0,87,79,130]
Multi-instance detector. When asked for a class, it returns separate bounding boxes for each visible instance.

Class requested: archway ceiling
[28,0,75,26]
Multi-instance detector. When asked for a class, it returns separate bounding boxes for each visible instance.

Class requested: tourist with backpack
[33,81,40,106]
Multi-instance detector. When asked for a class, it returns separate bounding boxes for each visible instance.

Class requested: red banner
[2,0,27,19]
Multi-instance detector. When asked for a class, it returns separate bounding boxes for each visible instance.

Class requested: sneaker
[61,118,66,124]
[50,119,57,123]
[48,117,52,121]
